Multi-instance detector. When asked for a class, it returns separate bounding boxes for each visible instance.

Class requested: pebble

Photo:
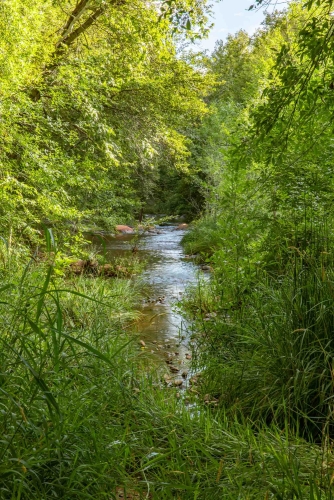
[173,379,183,387]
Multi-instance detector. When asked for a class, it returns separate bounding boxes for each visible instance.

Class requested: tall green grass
[183,245,334,439]
[0,240,141,498]
[1,239,333,498]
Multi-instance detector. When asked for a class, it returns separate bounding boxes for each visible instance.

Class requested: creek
[94,225,202,384]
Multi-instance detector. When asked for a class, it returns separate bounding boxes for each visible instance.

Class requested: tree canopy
[0,0,212,244]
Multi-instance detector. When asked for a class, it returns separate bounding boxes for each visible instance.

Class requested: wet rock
[115,225,134,233]
[173,379,183,387]
[185,353,192,360]
[201,265,213,271]
[181,370,188,378]
[169,365,180,373]
[176,223,188,230]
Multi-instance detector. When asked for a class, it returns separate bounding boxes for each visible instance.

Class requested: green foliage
[0,248,332,498]
[0,0,211,245]
[181,0,334,466]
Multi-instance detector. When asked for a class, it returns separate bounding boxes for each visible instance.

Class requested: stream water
[94,225,200,384]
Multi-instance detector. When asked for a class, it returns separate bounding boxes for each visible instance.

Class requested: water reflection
[94,226,199,377]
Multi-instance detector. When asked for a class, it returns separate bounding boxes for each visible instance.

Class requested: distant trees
[0,0,211,244]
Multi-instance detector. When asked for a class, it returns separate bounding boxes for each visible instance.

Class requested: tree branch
[58,0,92,43]
[55,7,105,56]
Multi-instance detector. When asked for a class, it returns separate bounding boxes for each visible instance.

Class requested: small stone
[185,353,192,360]
[139,340,146,347]
[173,379,183,387]
[181,370,188,378]
[169,365,180,373]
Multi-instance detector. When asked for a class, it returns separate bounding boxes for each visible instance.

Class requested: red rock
[115,225,134,233]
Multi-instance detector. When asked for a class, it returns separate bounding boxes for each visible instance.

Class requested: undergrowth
[0,236,333,499]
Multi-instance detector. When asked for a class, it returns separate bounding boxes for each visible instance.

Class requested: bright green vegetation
[0,0,211,244]
[2,0,334,497]
[181,0,334,496]
[1,244,332,499]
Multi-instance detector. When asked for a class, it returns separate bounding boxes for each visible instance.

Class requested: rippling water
[96,225,200,377]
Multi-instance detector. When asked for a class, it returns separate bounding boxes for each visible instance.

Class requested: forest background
[2,0,334,498]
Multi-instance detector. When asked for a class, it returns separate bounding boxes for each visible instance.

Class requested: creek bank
[69,258,131,277]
